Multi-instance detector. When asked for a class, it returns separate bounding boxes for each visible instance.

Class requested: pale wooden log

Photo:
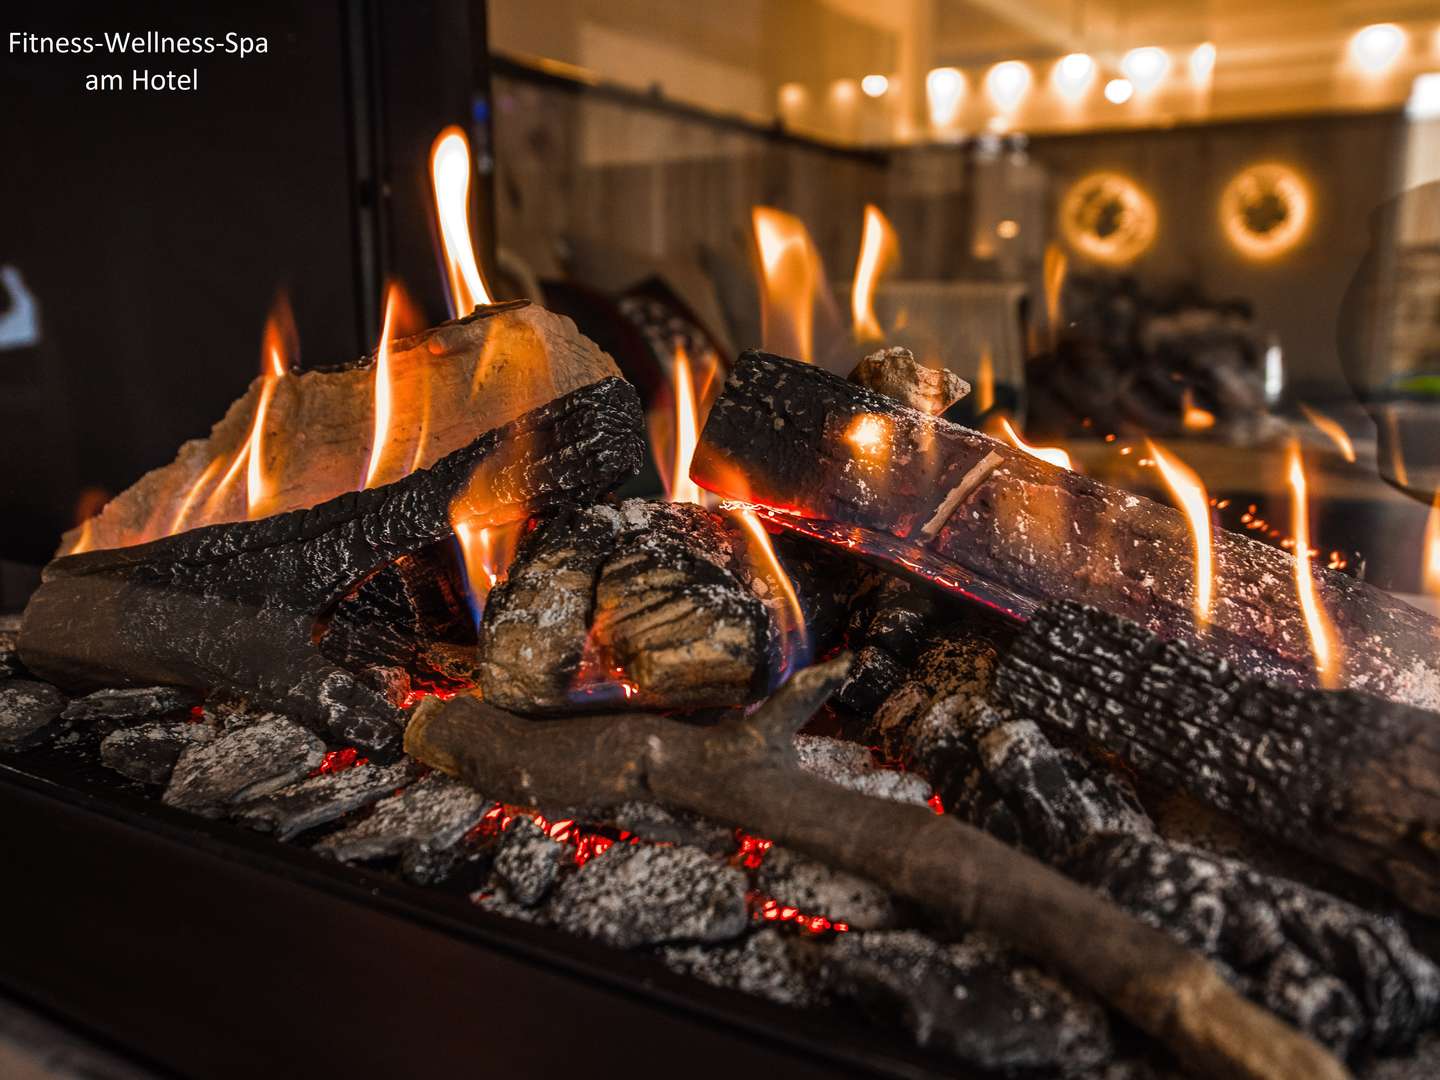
[63,301,620,554]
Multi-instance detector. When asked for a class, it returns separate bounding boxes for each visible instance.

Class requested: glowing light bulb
[1351,24,1405,74]
[986,61,1032,111]
[926,67,966,128]
[1121,47,1170,92]
[1053,53,1095,100]
[1104,77,1134,104]
[861,74,889,98]
[1410,72,1440,119]
[1190,42,1217,83]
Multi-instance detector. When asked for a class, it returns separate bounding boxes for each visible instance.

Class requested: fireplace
[7,4,1440,1079]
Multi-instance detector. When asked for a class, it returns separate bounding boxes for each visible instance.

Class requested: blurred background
[4,0,1440,608]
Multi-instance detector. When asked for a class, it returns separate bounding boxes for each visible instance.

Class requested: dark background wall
[0,0,489,573]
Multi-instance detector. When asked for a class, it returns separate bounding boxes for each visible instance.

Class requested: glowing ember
[473,803,634,868]
[1298,403,1356,464]
[730,506,808,677]
[975,344,995,414]
[845,413,889,459]
[429,125,493,315]
[1147,440,1214,627]
[362,283,405,489]
[998,416,1072,471]
[752,894,849,934]
[310,747,368,777]
[1423,492,1440,598]
[1287,442,1340,687]
[851,203,897,342]
[1180,388,1216,432]
[752,206,818,363]
[734,830,773,870]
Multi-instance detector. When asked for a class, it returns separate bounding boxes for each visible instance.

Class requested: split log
[692,350,1440,706]
[478,499,772,712]
[406,658,1346,1080]
[63,300,619,554]
[996,600,1440,918]
[19,377,644,754]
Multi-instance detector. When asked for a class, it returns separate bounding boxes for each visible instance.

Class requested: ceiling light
[861,74,889,98]
[1104,77,1134,104]
[1121,47,1170,92]
[1351,24,1406,74]
[1053,53,1095,99]
[1409,72,1440,120]
[926,67,966,128]
[1190,42,1216,83]
[986,61,1032,111]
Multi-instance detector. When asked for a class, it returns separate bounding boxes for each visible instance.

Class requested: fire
[430,125,493,315]
[452,518,520,623]
[1043,243,1067,344]
[845,413,889,459]
[975,344,995,414]
[1147,440,1213,626]
[998,416,1072,471]
[752,206,818,363]
[669,344,707,505]
[1423,492,1440,597]
[168,455,226,535]
[1287,442,1341,687]
[363,283,410,489]
[730,506,808,678]
[851,204,898,342]
[1298,403,1356,463]
[1180,388,1216,432]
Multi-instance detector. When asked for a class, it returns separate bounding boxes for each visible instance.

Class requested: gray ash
[0,679,67,747]
[493,817,566,906]
[61,686,203,723]
[792,734,931,806]
[163,715,324,816]
[236,759,418,841]
[100,720,215,785]
[314,773,488,863]
[550,842,749,949]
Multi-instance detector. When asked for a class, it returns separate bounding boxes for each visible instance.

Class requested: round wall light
[1059,171,1158,266]
[1220,163,1312,260]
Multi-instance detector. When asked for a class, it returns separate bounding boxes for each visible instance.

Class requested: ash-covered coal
[600,800,734,855]
[100,720,214,785]
[807,929,1112,1072]
[550,842,749,949]
[793,734,931,806]
[662,928,820,1008]
[493,817,566,906]
[314,772,488,863]
[236,759,418,841]
[163,714,324,816]
[62,686,202,723]
[0,679,66,747]
[755,847,896,930]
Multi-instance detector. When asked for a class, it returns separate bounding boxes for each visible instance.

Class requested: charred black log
[693,350,1440,705]
[406,658,1346,1079]
[996,600,1440,919]
[18,378,644,754]
[478,499,772,713]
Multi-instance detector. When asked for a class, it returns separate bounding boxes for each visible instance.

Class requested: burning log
[692,350,1440,706]
[61,300,619,554]
[996,600,1440,919]
[18,376,645,754]
[478,500,772,712]
[406,658,1346,1080]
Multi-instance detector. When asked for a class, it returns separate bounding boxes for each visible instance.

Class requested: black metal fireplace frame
[0,748,964,1080]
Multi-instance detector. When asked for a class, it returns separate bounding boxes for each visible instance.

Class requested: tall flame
[1148,440,1213,626]
[851,204,898,342]
[669,344,706,505]
[753,206,818,363]
[1287,441,1340,687]
[1043,243,1068,345]
[1298,403,1356,463]
[1423,491,1440,598]
[999,416,1072,471]
[975,344,995,414]
[363,283,403,489]
[731,507,808,679]
[430,125,493,315]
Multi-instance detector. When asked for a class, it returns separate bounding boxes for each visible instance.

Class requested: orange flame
[851,204,898,342]
[753,206,818,363]
[1287,442,1340,687]
[670,344,706,505]
[1043,243,1068,344]
[731,507,807,676]
[1298,403,1356,463]
[430,125,493,316]
[1424,491,1440,598]
[169,454,227,536]
[998,416,1072,471]
[1180,388,1216,432]
[975,344,995,414]
[1148,440,1213,627]
[363,283,405,489]
[452,519,520,622]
